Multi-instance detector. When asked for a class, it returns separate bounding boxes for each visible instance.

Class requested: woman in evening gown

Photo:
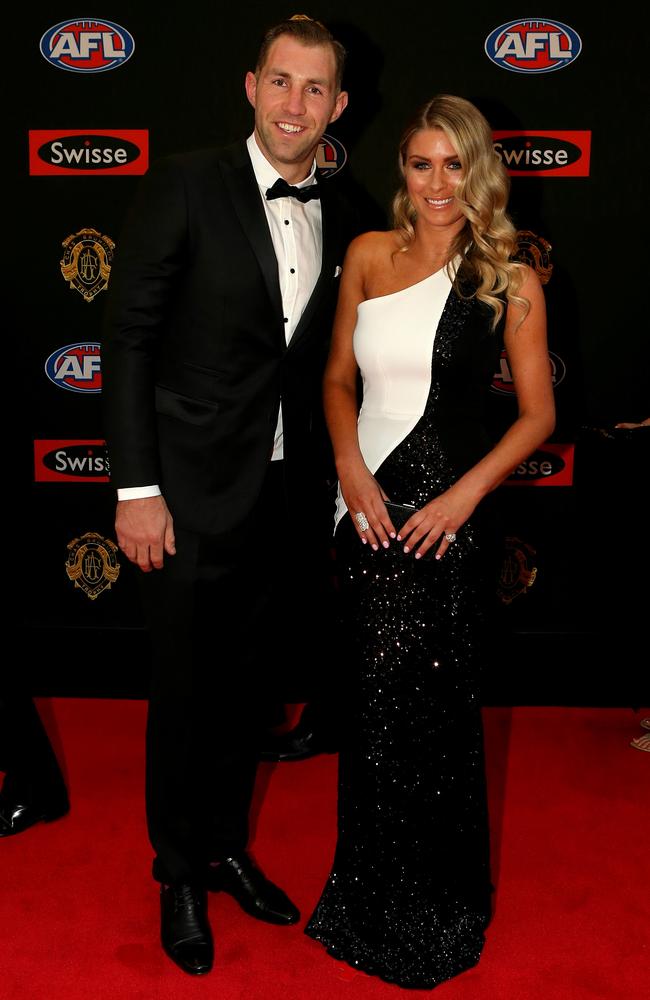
[305,95,555,989]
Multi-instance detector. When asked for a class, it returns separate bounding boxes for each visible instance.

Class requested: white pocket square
[334,265,342,278]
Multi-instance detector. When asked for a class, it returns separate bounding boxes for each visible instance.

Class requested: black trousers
[138,461,337,885]
[0,683,68,808]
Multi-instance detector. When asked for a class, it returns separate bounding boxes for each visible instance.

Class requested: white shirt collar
[246,133,317,193]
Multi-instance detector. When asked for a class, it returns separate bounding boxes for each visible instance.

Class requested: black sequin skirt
[305,434,494,989]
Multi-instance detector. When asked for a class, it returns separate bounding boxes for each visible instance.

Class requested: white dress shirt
[117,133,322,500]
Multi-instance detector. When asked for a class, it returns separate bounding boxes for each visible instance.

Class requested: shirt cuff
[117,485,162,501]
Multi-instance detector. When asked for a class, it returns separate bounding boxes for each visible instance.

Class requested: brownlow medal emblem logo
[60,228,115,302]
[514,230,553,285]
[65,531,120,599]
[497,536,537,604]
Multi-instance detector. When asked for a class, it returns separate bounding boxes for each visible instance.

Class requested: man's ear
[329,90,349,125]
[244,71,257,110]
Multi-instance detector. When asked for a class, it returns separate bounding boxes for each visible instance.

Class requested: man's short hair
[255,14,346,92]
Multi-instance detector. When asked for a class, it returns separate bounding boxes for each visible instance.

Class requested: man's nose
[284,84,306,116]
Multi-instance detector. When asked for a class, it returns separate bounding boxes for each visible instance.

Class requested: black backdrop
[13,4,648,703]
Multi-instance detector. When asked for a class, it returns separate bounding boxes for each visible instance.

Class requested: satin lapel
[218,142,284,325]
[289,173,339,349]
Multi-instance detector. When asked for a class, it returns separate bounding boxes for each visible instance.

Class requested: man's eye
[271,78,287,87]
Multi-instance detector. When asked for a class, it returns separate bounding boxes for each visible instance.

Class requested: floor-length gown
[305,264,504,989]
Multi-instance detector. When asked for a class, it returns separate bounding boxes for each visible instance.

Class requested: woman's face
[404,128,466,234]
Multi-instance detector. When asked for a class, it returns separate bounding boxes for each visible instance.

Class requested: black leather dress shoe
[258,725,337,762]
[207,853,300,925]
[0,792,69,838]
[160,883,213,975]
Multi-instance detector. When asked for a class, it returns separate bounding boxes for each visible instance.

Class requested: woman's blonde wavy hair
[392,94,528,329]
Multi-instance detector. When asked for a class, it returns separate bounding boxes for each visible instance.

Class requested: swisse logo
[316,133,347,177]
[45,343,102,393]
[485,19,582,74]
[29,130,148,176]
[40,19,134,73]
[494,131,591,177]
[34,440,110,482]
[505,444,575,487]
[492,349,566,396]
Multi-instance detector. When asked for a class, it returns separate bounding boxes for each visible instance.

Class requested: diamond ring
[354,512,369,532]
[444,532,457,543]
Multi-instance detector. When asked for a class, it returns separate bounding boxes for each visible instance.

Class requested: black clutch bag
[383,501,438,561]
[383,500,417,531]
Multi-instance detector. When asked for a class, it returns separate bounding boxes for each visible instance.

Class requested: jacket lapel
[218,142,284,327]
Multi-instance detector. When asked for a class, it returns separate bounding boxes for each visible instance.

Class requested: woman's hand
[397,483,480,560]
[340,466,396,550]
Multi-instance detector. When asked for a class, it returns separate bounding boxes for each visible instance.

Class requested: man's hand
[614,417,650,429]
[115,496,176,572]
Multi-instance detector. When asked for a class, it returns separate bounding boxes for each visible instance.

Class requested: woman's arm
[323,234,396,549]
[401,265,556,559]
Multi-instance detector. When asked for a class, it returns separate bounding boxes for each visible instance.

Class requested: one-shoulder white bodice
[334,265,454,529]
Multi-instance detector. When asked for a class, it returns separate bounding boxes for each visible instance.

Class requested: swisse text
[48,141,129,165]
[492,131,590,177]
[514,459,554,477]
[34,440,110,482]
[29,130,148,176]
[54,450,107,473]
[494,143,569,168]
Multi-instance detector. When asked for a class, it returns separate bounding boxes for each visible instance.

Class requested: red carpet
[2,701,648,999]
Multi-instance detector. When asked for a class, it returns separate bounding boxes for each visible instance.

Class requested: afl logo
[492,349,566,396]
[485,19,582,74]
[45,343,102,393]
[316,133,347,177]
[40,19,135,73]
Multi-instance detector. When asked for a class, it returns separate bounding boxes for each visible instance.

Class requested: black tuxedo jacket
[102,141,358,536]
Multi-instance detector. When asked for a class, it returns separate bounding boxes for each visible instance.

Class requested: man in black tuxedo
[102,15,355,976]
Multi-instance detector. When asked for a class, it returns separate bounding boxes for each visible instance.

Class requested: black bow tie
[265,177,321,203]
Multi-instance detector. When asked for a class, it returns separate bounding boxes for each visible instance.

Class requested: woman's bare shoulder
[508,261,542,295]
[345,230,402,267]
